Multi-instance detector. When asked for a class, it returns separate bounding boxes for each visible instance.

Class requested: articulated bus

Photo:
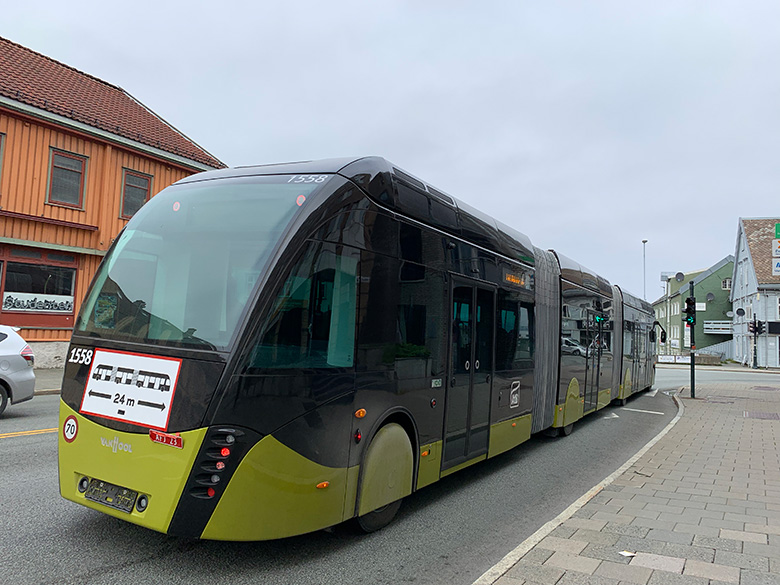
[58,157,662,540]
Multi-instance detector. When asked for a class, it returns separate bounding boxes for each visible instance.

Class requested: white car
[0,325,35,415]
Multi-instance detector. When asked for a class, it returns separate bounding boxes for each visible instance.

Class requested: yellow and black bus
[58,157,661,540]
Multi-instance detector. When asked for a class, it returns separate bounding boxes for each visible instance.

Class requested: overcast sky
[4,1,778,301]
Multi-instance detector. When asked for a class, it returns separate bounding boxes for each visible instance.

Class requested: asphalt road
[0,369,697,585]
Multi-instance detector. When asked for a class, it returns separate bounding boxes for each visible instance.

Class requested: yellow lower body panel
[202,435,358,541]
[488,414,532,458]
[553,378,584,427]
[58,401,207,535]
[417,441,442,490]
[440,454,487,477]
[620,369,633,399]
[597,388,612,410]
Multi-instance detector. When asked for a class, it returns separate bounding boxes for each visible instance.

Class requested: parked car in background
[561,337,589,357]
[0,325,35,415]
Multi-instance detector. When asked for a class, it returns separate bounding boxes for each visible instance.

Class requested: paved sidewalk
[485,380,780,585]
[34,367,64,394]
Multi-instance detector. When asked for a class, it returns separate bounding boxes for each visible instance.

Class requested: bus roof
[177,156,537,267]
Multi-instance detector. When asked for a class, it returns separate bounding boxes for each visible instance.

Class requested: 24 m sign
[79,349,182,431]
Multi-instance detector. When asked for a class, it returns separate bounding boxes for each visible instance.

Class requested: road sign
[80,349,182,431]
[774,239,780,258]
[776,223,780,238]
[774,259,780,277]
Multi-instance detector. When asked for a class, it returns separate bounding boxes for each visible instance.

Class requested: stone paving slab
[484,379,780,585]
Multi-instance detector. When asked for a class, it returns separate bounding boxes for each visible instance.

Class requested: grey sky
[4,1,779,301]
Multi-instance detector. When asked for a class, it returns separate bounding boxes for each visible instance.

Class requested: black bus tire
[355,422,413,533]
[559,423,574,436]
[356,499,403,533]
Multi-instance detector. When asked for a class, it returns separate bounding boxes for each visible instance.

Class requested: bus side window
[248,243,357,369]
[355,250,447,378]
[496,290,534,369]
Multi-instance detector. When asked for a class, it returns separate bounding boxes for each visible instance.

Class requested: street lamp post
[642,239,648,300]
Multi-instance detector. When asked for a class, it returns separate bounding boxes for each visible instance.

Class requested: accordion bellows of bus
[58,156,660,540]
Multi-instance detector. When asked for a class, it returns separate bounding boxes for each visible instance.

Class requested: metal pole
[642,240,647,300]
[753,315,758,369]
[689,281,695,399]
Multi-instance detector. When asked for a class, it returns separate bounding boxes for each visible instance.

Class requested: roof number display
[79,349,182,431]
[287,175,328,184]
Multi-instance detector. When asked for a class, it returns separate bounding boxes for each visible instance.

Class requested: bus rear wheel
[559,423,574,436]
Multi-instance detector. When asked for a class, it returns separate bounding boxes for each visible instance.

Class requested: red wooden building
[0,37,226,366]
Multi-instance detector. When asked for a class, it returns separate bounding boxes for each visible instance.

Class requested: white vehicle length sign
[80,349,182,431]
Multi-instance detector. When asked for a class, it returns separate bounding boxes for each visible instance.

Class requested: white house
[730,218,780,368]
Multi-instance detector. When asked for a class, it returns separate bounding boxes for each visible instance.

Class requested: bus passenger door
[442,281,495,470]
[583,310,603,413]
[635,323,646,390]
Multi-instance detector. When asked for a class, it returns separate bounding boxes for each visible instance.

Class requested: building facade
[653,256,734,358]
[731,218,780,368]
[0,37,225,365]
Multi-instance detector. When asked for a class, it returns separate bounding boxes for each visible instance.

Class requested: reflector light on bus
[136,495,149,512]
[220,447,231,457]
[207,488,215,498]
[354,408,367,418]
[316,482,329,489]
[354,430,362,443]
[216,461,225,471]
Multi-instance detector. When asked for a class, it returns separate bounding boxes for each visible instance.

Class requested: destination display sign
[503,267,533,290]
[80,349,182,431]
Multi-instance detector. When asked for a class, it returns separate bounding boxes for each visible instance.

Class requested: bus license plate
[85,479,138,513]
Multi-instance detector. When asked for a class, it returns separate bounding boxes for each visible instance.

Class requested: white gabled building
[731,218,780,368]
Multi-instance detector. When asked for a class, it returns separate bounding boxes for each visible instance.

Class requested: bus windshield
[76,174,332,351]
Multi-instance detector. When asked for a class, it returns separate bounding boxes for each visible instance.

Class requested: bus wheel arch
[354,412,417,532]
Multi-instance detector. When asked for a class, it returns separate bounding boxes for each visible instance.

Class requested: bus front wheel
[355,422,413,533]
[356,499,403,533]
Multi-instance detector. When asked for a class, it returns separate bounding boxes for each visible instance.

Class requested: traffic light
[682,297,696,325]
[748,321,756,334]
[756,320,766,335]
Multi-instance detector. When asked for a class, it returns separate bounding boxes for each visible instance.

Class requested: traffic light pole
[689,281,695,399]
[753,315,758,369]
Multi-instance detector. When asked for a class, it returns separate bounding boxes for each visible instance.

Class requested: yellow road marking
[0,427,58,439]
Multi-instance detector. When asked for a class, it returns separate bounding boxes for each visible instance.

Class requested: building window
[121,169,152,219]
[48,150,87,208]
[2,261,75,314]
[722,278,732,290]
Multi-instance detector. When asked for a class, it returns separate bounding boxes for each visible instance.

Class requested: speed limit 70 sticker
[63,415,78,443]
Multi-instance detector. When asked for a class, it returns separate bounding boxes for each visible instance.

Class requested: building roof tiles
[742,218,780,286]
[0,36,225,169]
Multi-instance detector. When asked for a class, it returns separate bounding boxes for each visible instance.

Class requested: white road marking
[622,407,665,415]
[646,389,658,397]
[602,412,620,419]
[471,391,685,585]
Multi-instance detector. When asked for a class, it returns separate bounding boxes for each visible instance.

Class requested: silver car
[0,325,35,415]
